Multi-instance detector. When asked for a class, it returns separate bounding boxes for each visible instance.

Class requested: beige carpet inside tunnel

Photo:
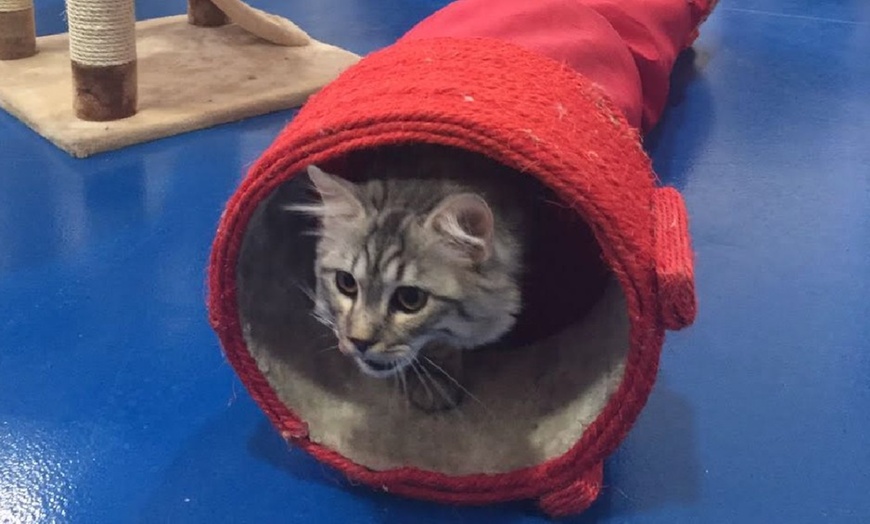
[0,15,358,158]
[237,173,630,476]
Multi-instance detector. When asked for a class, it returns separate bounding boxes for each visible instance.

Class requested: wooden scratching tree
[66,0,138,121]
[0,0,358,157]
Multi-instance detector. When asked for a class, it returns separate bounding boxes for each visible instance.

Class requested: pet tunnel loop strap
[537,461,604,517]
[653,187,697,330]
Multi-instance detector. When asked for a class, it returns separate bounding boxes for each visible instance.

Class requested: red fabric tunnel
[208,0,711,517]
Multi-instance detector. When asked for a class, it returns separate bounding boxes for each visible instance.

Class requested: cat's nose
[349,338,374,354]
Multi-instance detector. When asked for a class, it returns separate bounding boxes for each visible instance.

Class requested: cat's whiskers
[414,358,467,417]
[311,312,335,329]
[283,203,325,216]
[422,355,491,416]
[313,343,339,356]
[408,360,436,406]
[308,304,337,331]
[294,281,339,331]
[392,360,410,400]
[292,280,317,302]
[398,367,409,398]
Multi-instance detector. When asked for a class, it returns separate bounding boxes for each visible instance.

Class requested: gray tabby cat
[291,145,528,412]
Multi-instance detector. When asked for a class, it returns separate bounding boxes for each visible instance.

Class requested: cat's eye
[392,286,428,313]
[335,271,358,297]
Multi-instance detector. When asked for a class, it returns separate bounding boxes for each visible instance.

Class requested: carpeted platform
[0,14,358,158]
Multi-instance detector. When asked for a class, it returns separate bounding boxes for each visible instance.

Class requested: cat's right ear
[425,193,495,264]
[300,165,365,219]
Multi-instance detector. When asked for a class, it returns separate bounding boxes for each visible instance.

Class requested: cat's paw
[407,373,464,413]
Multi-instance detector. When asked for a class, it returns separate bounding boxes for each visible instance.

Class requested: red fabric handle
[537,461,604,517]
[654,187,697,330]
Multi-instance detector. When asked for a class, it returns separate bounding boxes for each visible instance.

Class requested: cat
[290,144,531,412]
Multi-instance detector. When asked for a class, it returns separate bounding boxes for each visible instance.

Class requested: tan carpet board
[0,15,359,158]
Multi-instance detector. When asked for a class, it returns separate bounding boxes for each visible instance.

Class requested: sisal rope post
[0,0,36,60]
[187,0,228,27]
[66,0,137,121]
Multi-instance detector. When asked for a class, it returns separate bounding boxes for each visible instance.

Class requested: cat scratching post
[0,0,357,156]
[209,0,713,517]
[188,0,228,28]
[0,0,36,60]
[67,0,137,121]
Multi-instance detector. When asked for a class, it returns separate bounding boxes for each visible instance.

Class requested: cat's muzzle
[354,354,413,378]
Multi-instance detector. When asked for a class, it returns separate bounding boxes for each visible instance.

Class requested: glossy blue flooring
[1,1,868,522]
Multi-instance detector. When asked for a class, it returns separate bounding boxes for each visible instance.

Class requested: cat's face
[294,165,521,378]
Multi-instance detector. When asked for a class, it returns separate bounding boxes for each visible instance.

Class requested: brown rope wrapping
[0,0,35,60]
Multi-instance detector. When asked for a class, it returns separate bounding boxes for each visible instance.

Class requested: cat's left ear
[305,165,365,219]
[425,193,494,264]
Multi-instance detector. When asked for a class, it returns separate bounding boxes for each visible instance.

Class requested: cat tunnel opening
[208,35,696,514]
[235,142,630,476]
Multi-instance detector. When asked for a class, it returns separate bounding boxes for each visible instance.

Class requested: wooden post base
[187,0,228,27]
[0,8,36,60]
[72,61,138,121]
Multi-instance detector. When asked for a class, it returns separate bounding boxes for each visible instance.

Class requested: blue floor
[1,1,868,522]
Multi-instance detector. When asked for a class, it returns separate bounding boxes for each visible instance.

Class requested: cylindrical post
[67,0,137,121]
[0,0,36,60]
[187,0,228,27]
